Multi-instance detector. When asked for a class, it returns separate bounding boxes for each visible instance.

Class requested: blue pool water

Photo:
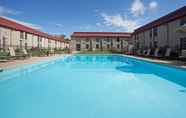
[0,55,186,118]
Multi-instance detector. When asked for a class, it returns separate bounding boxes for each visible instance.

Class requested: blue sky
[0,0,186,37]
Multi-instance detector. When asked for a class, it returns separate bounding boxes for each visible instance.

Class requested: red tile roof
[71,32,131,38]
[134,6,186,34]
[0,17,64,42]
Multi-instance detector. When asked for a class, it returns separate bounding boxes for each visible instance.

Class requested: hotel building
[0,17,69,50]
[133,6,186,56]
[70,32,132,53]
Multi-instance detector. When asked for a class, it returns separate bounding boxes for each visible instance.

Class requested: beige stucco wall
[50,40,55,49]
[0,26,64,50]
[70,36,132,52]
[134,17,186,53]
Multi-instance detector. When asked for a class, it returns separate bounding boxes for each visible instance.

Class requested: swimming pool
[0,55,186,118]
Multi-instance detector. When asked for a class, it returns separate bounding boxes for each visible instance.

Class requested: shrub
[30,48,48,56]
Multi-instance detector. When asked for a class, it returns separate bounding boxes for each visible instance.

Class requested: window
[25,43,27,49]
[86,44,89,49]
[96,39,99,42]
[107,44,110,49]
[180,38,186,50]
[76,44,81,51]
[150,42,152,48]
[48,40,51,48]
[149,30,152,38]
[20,40,23,48]
[86,39,89,42]
[117,44,120,49]
[20,31,24,39]
[153,28,158,37]
[180,17,186,26]
[2,37,6,49]
[25,33,27,40]
[96,44,99,49]
[107,39,110,42]
[76,40,81,43]
[37,36,40,48]
[0,37,1,48]
[117,37,120,42]
[154,41,158,48]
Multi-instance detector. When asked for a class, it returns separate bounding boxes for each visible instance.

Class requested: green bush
[29,48,49,57]
[77,50,112,54]
[54,48,70,54]
[0,51,9,56]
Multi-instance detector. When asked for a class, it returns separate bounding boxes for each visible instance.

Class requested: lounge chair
[136,49,142,56]
[49,49,55,56]
[154,48,163,58]
[179,50,186,60]
[0,68,3,72]
[142,50,147,56]
[164,48,171,57]
[22,48,31,58]
[8,47,16,57]
[8,47,26,59]
[154,48,159,57]
[145,49,151,56]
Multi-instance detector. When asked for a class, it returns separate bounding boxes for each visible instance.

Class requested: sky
[0,0,186,37]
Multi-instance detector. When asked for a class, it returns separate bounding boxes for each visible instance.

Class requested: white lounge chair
[49,49,55,56]
[22,48,28,55]
[136,49,141,55]
[146,49,151,56]
[22,48,30,58]
[8,47,16,57]
[154,48,159,57]
[165,48,171,57]
[8,47,26,59]
[179,50,186,59]
[142,50,147,55]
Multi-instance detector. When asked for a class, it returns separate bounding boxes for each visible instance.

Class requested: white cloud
[0,6,22,16]
[79,25,92,30]
[96,23,102,27]
[48,22,64,29]
[101,13,139,32]
[149,1,158,11]
[54,23,63,28]
[130,0,145,17]
[2,16,42,30]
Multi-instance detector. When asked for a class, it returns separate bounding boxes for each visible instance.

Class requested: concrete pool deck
[0,54,70,70]
[124,55,186,69]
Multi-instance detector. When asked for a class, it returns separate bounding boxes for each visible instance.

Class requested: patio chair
[179,50,186,60]
[145,49,151,56]
[136,49,142,56]
[8,47,26,59]
[49,49,55,56]
[142,50,147,56]
[22,48,31,58]
[8,47,16,57]
[0,68,3,72]
[164,48,171,57]
[154,48,159,57]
